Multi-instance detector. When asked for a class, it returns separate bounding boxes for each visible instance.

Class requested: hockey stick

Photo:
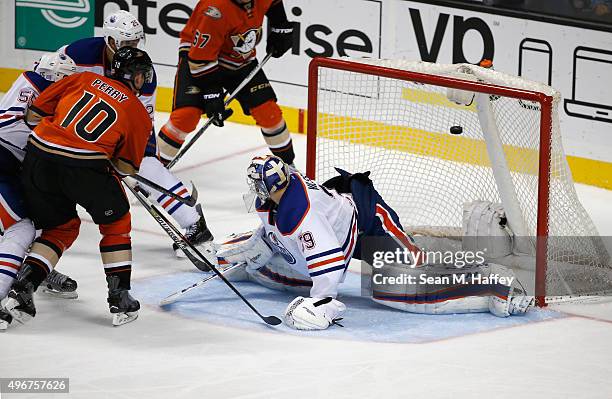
[125,182,282,326]
[127,174,198,206]
[160,262,243,306]
[166,52,274,170]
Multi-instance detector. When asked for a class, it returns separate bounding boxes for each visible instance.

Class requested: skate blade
[112,311,138,326]
[0,320,8,331]
[3,298,33,325]
[40,287,78,299]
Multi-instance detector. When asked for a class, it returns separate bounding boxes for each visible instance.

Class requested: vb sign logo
[15,0,94,51]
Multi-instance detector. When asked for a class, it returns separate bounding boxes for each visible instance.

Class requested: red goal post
[306,57,608,307]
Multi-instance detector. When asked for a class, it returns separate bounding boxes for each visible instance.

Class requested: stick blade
[263,316,283,326]
[159,295,177,306]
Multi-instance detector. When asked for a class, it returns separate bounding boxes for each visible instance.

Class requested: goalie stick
[125,182,282,326]
[166,52,273,170]
[160,262,243,306]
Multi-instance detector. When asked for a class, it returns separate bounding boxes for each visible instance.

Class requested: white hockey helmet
[35,52,77,82]
[103,10,145,52]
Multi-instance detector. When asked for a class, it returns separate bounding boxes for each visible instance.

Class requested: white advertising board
[1,0,611,161]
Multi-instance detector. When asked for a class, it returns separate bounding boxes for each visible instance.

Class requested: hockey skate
[3,265,37,324]
[173,204,215,262]
[0,308,12,331]
[40,270,78,299]
[107,275,140,326]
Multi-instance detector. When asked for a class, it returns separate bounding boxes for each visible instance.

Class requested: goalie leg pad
[247,253,312,295]
[284,296,346,330]
[462,201,513,259]
[216,226,274,271]
[371,262,493,314]
[487,263,534,317]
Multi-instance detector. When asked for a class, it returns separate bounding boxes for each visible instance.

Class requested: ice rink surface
[2,111,612,399]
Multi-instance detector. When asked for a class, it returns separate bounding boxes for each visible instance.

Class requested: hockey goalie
[216,155,534,331]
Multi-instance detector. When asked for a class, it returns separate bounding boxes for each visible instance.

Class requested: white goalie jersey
[0,71,52,162]
[254,173,359,298]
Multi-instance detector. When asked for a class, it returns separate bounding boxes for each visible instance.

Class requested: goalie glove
[216,226,274,271]
[284,296,346,330]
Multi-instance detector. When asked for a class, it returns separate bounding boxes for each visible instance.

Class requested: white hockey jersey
[59,37,157,120]
[0,71,52,162]
[255,173,359,298]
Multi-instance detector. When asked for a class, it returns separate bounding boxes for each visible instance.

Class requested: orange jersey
[29,72,151,171]
[180,0,279,70]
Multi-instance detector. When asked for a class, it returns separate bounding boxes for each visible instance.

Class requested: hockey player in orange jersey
[3,47,154,327]
[157,0,296,165]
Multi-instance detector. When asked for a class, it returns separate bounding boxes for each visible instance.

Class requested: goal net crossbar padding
[306,57,612,306]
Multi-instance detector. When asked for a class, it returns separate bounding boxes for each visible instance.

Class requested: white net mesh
[310,58,612,301]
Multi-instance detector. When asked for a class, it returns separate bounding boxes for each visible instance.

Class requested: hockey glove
[202,86,233,127]
[284,296,346,330]
[266,22,294,58]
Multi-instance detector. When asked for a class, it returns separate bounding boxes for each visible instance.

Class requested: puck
[450,125,463,135]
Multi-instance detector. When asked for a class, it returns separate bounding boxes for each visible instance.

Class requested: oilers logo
[266,232,296,264]
[230,28,262,58]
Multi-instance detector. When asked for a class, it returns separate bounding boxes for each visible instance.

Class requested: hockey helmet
[35,52,77,82]
[247,155,291,202]
[103,10,145,52]
[110,47,154,92]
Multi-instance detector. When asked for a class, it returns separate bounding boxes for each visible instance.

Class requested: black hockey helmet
[109,47,154,92]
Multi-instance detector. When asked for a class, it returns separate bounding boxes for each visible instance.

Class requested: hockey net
[306,57,612,306]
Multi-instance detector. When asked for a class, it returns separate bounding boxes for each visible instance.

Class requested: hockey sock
[138,157,199,229]
[262,122,295,164]
[250,101,296,164]
[100,213,133,290]
[21,218,81,288]
[158,107,201,163]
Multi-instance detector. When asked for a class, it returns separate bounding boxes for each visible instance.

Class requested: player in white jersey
[217,155,533,331]
[0,53,77,330]
[58,10,213,258]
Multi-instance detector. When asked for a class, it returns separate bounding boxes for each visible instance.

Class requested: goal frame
[306,57,554,307]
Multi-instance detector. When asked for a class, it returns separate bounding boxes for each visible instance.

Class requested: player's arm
[298,219,348,299]
[178,1,205,58]
[184,3,224,78]
[266,0,293,58]
[25,74,77,127]
[112,103,152,175]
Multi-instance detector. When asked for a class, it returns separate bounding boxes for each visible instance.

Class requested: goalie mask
[35,52,77,82]
[247,155,291,202]
[103,10,145,53]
